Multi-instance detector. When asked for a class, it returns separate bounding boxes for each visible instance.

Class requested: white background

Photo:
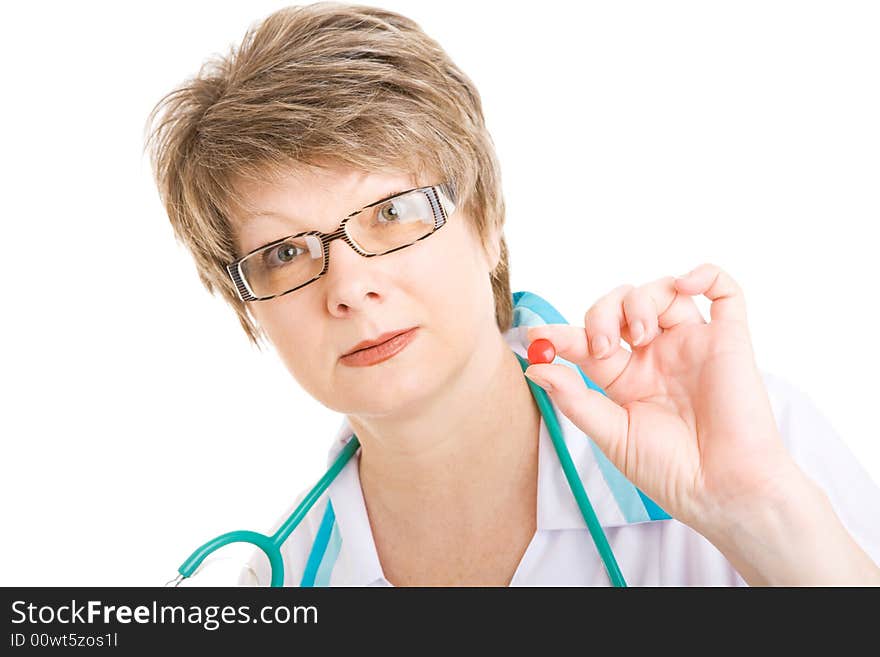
[1,0,878,586]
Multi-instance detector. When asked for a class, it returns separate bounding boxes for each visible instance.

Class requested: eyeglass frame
[226,182,457,302]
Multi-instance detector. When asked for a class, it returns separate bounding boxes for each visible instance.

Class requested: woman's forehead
[227,166,421,235]
[245,170,420,212]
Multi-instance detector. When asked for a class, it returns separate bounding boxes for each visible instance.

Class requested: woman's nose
[322,237,383,312]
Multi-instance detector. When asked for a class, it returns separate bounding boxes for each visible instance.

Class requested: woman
[145,2,880,586]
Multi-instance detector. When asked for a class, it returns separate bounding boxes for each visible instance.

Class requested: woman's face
[230,164,501,416]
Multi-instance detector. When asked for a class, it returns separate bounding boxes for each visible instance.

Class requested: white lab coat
[238,298,880,586]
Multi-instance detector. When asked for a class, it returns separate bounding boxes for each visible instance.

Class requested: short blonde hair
[144,1,512,348]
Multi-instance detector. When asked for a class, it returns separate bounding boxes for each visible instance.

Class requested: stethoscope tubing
[172,352,626,587]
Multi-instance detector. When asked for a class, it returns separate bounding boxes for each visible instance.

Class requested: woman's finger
[584,284,633,360]
[622,285,660,348]
[525,323,631,392]
[675,263,747,323]
[522,359,631,472]
[597,276,707,353]
[524,267,712,393]
[653,275,708,329]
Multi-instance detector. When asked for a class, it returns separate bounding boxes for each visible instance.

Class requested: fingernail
[593,335,609,358]
[631,321,644,345]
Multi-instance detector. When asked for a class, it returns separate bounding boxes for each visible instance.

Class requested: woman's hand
[524,263,802,535]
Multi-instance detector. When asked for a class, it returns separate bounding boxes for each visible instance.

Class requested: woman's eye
[264,243,303,267]
[378,202,402,223]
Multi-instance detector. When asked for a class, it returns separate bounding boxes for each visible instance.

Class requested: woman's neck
[351,329,542,549]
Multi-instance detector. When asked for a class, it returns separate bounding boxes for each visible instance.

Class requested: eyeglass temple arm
[436,182,457,218]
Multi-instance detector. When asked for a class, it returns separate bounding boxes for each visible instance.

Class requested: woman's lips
[339,327,418,367]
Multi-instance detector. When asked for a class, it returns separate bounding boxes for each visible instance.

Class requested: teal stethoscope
[168,352,627,587]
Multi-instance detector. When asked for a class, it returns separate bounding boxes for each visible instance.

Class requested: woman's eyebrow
[243,186,413,226]
[368,187,411,205]
[242,208,305,227]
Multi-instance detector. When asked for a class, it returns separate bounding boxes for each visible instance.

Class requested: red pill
[527,338,556,365]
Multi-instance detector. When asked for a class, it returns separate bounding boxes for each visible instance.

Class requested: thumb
[524,362,629,465]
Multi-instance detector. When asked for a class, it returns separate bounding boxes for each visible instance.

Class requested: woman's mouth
[339,327,419,367]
